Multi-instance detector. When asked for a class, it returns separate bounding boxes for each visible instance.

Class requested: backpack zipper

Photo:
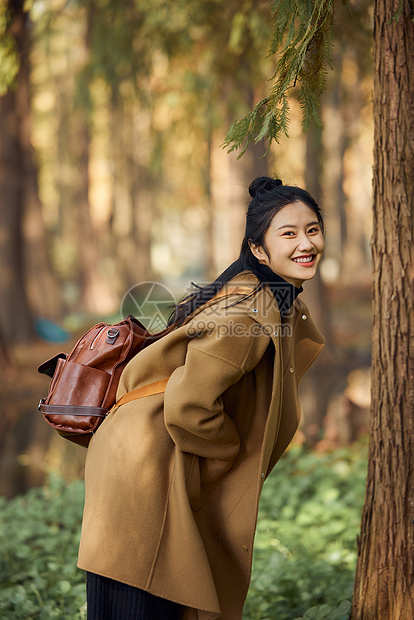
[90,327,106,350]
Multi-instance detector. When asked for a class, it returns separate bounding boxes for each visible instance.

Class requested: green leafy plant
[243,445,367,619]
[0,474,86,619]
[0,445,366,619]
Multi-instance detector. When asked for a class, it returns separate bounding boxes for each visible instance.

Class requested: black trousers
[86,572,182,620]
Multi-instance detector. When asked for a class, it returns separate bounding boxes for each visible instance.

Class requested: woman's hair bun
[248,176,283,198]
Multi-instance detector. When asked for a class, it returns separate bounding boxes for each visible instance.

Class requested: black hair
[167,176,324,326]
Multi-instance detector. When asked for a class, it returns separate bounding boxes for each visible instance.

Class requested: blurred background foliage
[0,0,373,503]
[0,1,376,616]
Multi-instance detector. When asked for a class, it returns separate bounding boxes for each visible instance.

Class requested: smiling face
[249,201,325,287]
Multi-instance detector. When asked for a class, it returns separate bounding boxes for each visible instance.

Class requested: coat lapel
[246,288,325,481]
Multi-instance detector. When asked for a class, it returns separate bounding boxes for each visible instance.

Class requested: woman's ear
[248,241,269,266]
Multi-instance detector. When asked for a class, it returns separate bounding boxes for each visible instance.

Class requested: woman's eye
[282,231,295,236]
[308,227,320,234]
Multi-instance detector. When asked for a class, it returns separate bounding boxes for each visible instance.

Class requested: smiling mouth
[292,255,315,264]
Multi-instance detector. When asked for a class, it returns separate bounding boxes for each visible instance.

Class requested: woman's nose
[297,233,315,251]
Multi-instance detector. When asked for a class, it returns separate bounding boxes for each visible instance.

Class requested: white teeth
[293,256,314,263]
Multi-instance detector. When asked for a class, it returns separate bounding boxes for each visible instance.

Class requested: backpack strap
[113,378,169,410]
[112,285,256,411]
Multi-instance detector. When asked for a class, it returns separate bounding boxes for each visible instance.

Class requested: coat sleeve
[163,312,270,463]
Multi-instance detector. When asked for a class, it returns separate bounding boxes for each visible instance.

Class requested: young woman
[78,176,326,620]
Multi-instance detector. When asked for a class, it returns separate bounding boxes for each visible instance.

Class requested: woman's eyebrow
[277,221,320,230]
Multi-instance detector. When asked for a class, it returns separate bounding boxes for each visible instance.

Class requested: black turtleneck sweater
[255,264,303,320]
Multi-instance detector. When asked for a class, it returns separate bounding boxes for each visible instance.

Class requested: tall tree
[223,0,414,616]
[351,1,414,616]
[0,0,34,342]
[72,2,118,314]
[0,0,60,343]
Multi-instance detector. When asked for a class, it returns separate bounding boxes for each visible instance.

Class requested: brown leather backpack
[37,286,253,448]
[38,315,172,447]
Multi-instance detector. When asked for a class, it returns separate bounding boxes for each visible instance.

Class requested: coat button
[273,331,278,337]
[289,367,294,373]
[301,314,307,320]
[242,545,248,552]
[252,308,258,313]
[261,472,265,479]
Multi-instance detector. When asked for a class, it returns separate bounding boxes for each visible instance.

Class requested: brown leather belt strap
[39,402,107,417]
[112,285,255,411]
[113,378,170,410]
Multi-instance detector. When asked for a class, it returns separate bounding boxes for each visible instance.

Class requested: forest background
[0,0,373,497]
[0,0,384,620]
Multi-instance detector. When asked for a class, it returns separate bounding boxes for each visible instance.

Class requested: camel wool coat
[77,273,325,620]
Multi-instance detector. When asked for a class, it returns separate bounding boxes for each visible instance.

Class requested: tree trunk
[127,101,155,285]
[0,79,34,342]
[303,123,335,347]
[73,5,117,315]
[110,93,136,294]
[226,133,268,259]
[352,1,414,618]
[202,111,215,281]
[0,0,58,343]
[299,123,339,446]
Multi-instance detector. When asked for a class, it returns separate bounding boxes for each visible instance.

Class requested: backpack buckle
[105,328,120,345]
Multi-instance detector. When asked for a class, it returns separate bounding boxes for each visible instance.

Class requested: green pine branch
[223,0,343,157]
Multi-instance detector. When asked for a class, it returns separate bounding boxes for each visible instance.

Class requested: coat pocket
[185,453,202,512]
[186,453,238,512]
[47,360,111,408]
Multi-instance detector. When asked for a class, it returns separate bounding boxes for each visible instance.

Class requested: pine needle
[222,0,346,157]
